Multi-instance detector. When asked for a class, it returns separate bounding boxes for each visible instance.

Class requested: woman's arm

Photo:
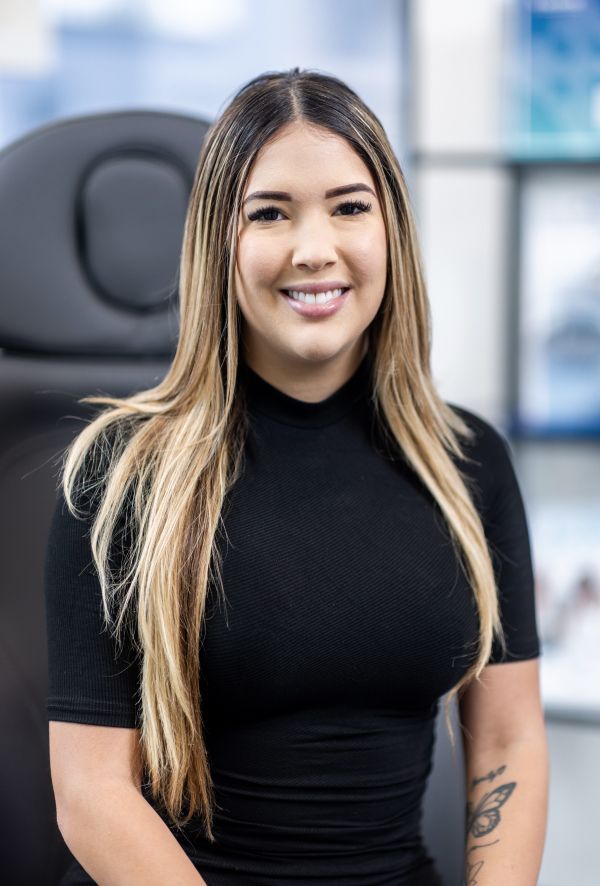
[50,721,207,886]
[459,659,549,886]
[463,735,549,885]
[59,782,207,886]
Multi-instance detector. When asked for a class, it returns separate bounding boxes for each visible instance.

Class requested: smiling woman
[234,122,387,387]
[45,66,547,886]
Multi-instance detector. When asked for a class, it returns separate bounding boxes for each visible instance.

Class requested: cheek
[236,236,282,289]
[347,227,387,278]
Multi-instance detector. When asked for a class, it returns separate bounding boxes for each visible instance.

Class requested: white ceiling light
[144,0,247,40]
[0,0,56,75]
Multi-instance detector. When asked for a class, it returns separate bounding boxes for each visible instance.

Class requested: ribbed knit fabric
[44,350,541,885]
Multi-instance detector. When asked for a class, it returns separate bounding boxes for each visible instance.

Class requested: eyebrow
[242,182,377,206]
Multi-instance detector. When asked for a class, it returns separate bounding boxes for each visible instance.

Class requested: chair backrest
[0,108,209,886]
[422,697,467,885]
[0,107,466,886]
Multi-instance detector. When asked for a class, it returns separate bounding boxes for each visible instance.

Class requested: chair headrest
[0,109,210,357]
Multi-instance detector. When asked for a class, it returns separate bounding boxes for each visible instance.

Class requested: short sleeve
[44,483,142,728]
[451,405,542,665]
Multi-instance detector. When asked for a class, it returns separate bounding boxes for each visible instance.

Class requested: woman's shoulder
[445,401,512,459]
[443,401,518,503]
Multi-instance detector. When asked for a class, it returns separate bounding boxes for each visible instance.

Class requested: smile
[283,287,349,305]
[279,287,351,318]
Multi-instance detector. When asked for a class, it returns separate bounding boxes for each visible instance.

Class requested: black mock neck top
[44,350,541,885]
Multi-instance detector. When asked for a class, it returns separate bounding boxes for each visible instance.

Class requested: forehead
[243,123,375,195]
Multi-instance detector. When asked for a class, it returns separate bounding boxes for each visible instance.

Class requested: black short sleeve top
[44,351,541,885]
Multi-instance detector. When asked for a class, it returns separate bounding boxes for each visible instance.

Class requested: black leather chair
[0,108,208,886]
[423,698,467,885]
[0,108,465,886]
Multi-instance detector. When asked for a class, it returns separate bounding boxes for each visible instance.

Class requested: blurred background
[1,1,598,884]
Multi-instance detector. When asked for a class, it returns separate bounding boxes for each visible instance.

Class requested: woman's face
[235,120,388,386]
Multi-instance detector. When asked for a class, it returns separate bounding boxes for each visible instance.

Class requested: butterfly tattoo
[466,781,516,837]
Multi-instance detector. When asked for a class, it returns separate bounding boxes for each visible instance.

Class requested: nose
[291,215,338,272]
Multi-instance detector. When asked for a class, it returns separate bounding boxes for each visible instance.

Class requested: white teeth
[285,288,345,304]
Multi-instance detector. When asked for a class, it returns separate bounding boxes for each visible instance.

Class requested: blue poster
[516,168,600,436]
[507,0,600,157]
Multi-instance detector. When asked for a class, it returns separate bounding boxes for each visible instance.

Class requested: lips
[279,286,351,318]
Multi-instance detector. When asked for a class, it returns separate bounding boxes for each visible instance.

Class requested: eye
[336,199,372,216]
[247,205,284,223]
[247,199,373,224]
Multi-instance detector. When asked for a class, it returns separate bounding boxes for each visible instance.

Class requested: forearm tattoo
[463,762,516,886]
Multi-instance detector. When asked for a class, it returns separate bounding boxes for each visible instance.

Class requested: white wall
[413,165,512,421]
[409,0,511,423]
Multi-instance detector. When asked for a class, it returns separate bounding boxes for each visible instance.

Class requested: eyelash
[247,199,373,223]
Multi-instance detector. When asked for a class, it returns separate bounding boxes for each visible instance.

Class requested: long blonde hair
[59,67,505,841]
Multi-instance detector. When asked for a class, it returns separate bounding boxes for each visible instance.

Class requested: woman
[45,68,549,885]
